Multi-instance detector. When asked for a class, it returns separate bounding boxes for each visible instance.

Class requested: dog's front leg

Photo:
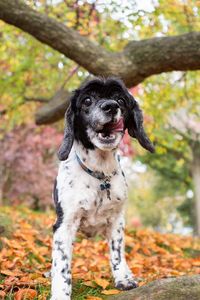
[51,219,79,300]
[108,214,138,290]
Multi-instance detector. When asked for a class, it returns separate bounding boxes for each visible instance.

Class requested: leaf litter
[0,207,200,299]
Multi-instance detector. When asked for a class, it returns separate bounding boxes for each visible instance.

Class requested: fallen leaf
[83,281,96,287]
[0,270,23,277]
[0,290,6,298]
[14,288,37,300]
[101,289,121,295]
[192,260,200,266]
[94,277,110,289]
[86,297,103,300]
[142,247,151,256]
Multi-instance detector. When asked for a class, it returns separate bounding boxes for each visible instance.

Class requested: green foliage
[136,70,200,228]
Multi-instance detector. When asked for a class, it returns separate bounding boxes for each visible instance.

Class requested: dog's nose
[100,100,119,115]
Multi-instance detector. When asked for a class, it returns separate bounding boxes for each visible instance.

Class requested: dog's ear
[126,95,155,153]
[57,96,76,161]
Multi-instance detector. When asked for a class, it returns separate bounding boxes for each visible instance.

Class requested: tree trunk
[191,143,200,236]
[107,275,200,300]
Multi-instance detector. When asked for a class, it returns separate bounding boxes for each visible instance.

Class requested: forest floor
[0,206,200,300]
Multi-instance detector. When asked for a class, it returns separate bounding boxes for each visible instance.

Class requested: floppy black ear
[57,103,75,161]
[126,97,155,153]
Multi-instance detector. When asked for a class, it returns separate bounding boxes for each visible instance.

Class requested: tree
[170,108,200,234]
[139,71,200,234]
[0,124,62,208]
[0,0,200,124]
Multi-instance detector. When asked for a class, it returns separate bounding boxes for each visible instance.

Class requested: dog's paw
[116,279,138,291]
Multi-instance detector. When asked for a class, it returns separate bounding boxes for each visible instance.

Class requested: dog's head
[58,77,154,160]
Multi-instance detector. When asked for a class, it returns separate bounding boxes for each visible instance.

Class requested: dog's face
[58,77,154,160]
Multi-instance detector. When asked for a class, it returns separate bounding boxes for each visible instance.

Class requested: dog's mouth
[97,118,124,143]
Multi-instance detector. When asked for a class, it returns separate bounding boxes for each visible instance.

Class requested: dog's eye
[83,97,92,106]
[117,99,124,106]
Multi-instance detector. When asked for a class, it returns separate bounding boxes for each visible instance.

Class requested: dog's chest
[58,155,127,237]
[77,173,127,237]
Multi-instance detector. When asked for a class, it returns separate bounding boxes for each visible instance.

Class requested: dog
[51,77,154,300]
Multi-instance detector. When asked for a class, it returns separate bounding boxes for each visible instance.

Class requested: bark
[107,275,200,300]
[0,0,200,84]
[35,89,71,125]
[191,143,200,236]
[0,0,200,124]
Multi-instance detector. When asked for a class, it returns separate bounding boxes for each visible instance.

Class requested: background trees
[0,0,200,234]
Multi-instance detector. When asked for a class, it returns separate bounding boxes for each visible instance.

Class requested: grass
[0,211,13,250]
[72,280,104,300]
[2,281,104,300]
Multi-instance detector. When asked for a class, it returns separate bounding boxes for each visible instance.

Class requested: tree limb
[0,0,114,79]
[107,275,200,300]
[0,0,200,88]
[24,96,49,103]
[35,89,71,124]
[0,0,200,124]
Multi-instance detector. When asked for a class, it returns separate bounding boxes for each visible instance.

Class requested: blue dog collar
[75,152,114,192]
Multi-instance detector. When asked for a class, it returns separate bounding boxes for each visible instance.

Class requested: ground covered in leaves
[0,207,200,300]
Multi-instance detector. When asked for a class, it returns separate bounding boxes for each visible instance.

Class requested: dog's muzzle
[88,99,124,148]
[100,100,120,116]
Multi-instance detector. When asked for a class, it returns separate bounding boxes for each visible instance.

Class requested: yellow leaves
[177,158,185,167]
[156,146,167,154]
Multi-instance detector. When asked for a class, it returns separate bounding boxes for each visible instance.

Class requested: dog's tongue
[106,118,124,132]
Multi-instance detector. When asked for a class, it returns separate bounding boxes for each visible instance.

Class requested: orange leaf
[0,270,23,277]
[86,297,103,300]
[94,278,110,289]
[83,281,96,287]
[14,289,37,300]
[101,289,121,295]
[142,248,151,256]
[0,291,6,299]
[192,260,200,266]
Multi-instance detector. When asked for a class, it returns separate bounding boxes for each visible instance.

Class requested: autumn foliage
[0,207,199,299]
[0,125,62,208]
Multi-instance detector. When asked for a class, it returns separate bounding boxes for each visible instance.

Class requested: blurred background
[0,0,200,236]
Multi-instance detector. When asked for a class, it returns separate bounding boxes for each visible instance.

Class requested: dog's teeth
[98,133,116,140]
[109,134,115,139]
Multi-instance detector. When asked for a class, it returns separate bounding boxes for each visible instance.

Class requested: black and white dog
[51,77,154,300]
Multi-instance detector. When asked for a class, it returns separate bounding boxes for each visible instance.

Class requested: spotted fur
[51,77,154,300]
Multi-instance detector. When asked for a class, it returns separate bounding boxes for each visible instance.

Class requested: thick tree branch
[107,275,200,300]
[0,0,200,124]
[24,96,49,103]
[0,0,117,77]
[124,33,200,86]
[35,89,71,124]
[0,0,200,87]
